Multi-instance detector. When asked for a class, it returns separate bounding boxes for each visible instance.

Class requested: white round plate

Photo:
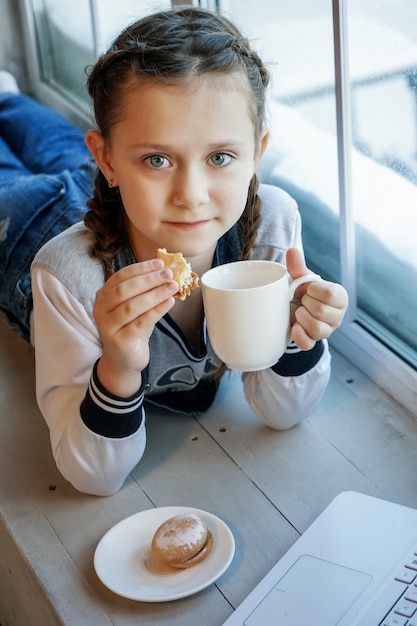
[94,506,235,602]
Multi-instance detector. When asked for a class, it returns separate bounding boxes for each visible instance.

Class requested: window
[345,0,417,364]
[223,0,417,412]
[29,0,95,112]
[20,0,417,413]
[20,0,173,126]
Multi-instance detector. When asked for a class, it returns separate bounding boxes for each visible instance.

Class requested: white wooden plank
[197,371,383,530]
[311,348,417,507]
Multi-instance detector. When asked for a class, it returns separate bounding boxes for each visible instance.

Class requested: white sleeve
[242,341,331,430]
[31,267,147,496]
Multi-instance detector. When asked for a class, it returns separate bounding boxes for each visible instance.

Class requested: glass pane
[94,0,173,52]
[32,0,95,108]
[31,0,172,110]
[222,0,340,283]
[347,0,417,362]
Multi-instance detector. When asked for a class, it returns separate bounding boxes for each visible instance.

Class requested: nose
[172,164,210,210]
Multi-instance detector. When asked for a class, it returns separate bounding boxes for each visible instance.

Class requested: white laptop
[223,491,417,626]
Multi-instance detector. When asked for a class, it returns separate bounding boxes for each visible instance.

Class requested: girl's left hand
[286,248,348,351]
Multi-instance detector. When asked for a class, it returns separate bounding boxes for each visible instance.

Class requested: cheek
[118,175,162,212]
[219,184,251,226]
[117,185,135,216]
[222,174,253,206]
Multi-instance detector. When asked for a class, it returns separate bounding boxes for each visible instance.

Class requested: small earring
[108,179,113,188]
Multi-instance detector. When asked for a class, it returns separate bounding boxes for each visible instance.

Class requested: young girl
[0,7,347,496]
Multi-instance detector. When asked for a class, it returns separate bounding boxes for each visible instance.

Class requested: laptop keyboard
[380,552,417,626]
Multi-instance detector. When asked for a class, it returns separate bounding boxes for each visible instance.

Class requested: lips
[167,219,211,230]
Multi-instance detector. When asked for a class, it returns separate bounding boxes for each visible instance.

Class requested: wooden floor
[1,314,417,625]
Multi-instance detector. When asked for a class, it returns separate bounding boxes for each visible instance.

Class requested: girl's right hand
[92,258,178,397]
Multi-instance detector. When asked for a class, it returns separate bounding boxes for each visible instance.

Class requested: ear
[254,127,270,169]
[84,130,118,187]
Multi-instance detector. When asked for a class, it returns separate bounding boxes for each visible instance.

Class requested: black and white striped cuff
[271,340,324,377]
[80,361,145,438]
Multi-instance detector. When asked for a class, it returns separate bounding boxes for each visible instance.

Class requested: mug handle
[288,273,321,301]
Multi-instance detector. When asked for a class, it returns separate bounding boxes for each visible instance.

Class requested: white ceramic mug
[201,260,321,371]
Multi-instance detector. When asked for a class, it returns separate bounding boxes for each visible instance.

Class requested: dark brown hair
[84,5,269,276]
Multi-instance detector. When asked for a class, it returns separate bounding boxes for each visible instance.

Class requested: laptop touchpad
[243,554,372,626]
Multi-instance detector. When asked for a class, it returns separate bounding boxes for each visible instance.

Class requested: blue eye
[210,153,232,166]
[146,155,169,168]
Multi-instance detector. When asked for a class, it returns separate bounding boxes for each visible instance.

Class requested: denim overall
[0,93,95,340]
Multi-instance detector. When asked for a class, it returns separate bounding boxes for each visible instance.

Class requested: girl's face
[87,75,268,269]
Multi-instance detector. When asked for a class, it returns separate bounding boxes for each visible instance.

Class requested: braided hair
[85,6,270,277]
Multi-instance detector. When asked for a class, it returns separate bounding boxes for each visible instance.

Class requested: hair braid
[239,173,263,261]
[83,171,128,279]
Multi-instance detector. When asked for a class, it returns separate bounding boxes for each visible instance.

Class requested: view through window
[28,0,172,116]
[223,0,417,369]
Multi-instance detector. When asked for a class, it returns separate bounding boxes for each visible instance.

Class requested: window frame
[331,0,417,415]
[18,0,93,129]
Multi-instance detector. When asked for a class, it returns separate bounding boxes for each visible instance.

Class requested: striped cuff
[80,361,145,438]
[271,340,324,377]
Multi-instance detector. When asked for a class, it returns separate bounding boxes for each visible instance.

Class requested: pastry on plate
[151,513,214,569]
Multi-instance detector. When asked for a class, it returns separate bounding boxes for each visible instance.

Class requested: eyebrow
[128,141,248,152]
